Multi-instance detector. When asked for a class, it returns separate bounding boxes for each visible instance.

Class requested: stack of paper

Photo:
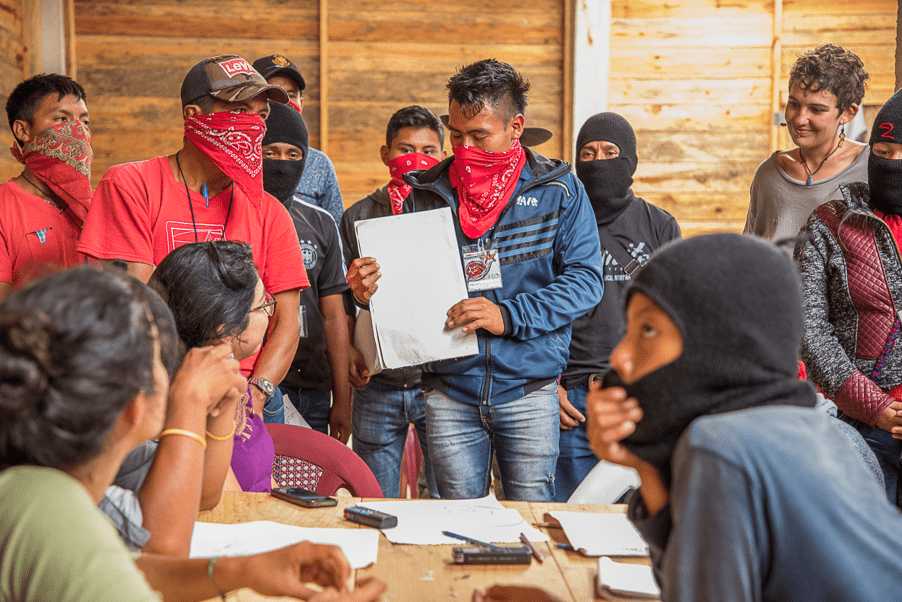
[596,557,660,600]
[549,511,648,556]
[354,207,478,370]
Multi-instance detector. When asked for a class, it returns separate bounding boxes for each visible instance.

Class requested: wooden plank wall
[0,0,35,183]
[72,0,567,202]
[610,0,897,237]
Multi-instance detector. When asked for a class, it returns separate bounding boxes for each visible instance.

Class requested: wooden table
[198,493,653,602]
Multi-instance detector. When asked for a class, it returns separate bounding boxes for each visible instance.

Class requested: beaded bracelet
[206,421,237,442]
[207,556,227,601]
[158,428,207,450]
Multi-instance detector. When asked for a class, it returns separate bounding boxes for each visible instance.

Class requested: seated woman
[103,241,277,556]
[0,267,385,602]
[148,240,276,495]
[474,234,902,602]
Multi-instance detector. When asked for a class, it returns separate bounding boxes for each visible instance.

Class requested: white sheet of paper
[549,511,649,557]
[596,557,660,599]
[356,495,549,546]
[189,521,379,569]
[355,208,478,369]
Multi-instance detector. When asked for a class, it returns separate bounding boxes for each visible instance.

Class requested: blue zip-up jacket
[405,148,604,405]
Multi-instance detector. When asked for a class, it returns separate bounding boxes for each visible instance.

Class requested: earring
[780,121,787,127]
[838,124,846,148]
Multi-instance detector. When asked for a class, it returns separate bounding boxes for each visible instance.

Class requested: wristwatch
[248,376,276,398]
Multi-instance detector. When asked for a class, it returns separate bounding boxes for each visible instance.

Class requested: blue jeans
[839,412,902,506]
[554,385,598,502]
[281,387,331,434]
[351,379,438,499]
[261,386,286,424]
[425,383,559,501]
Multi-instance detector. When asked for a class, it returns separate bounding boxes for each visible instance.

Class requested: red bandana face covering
[387,153,440,215]
[448,139,526,238]
[10,120,93,225]
[184,112,266,207]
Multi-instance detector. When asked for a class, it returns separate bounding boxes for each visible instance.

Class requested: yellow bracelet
[159,428,208,450]
[206,421,237,442]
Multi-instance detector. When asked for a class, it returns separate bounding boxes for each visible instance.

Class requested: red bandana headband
[387,153,440,215]
[448,139,526,238]
[10,120,93,225]
[184,112,266,208]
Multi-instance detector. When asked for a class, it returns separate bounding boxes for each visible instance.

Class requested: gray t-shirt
[744,146,869,241]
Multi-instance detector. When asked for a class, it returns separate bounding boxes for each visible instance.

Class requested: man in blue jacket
[347,59,604,501]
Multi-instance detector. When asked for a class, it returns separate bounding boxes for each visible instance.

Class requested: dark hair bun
[0,310,54,413]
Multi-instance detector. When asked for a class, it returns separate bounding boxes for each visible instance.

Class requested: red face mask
[184,112,266,207]
[11,120,94,225]
[448,139,526,238]
[287,101,302,113]
[387,153,440,215]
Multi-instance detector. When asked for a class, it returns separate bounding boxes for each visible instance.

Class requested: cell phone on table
[271,487,337,508]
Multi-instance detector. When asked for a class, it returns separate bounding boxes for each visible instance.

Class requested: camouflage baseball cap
[180,55,290,107]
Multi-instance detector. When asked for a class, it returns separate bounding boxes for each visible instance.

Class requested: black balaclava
[262,102,309,208]
[575,112,638,225]
[603,233,815,487]
[868,88,902,215]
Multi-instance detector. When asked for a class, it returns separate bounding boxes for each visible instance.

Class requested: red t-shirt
[0,180,87,288]
[78,156,309,372]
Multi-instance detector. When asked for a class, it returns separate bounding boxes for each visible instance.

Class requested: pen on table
[557,543,576,552]
[442,531,501,548]
[532,522,563,529]
[519,532,543,563]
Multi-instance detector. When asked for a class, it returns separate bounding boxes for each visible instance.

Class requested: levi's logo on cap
[220,58,255,78]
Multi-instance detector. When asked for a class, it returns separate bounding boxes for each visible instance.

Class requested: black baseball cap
[252,55,306,93]
[180,55,289,107]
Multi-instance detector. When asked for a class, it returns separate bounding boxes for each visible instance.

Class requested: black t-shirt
[560,197,681,390]
[281,199,350,391]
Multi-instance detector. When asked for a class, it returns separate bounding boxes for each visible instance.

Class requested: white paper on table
[189,521,379,569]
[355,208,478,369]
[355,495,548,546]
[549,511,649,557]
[596,557,660,600]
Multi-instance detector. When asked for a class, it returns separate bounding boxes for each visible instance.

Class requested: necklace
[20,171,80,228]
[798,141,841,186]
[175,151,234,243]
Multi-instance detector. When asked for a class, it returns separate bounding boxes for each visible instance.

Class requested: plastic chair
[398,424,423,498]
[266,423,384,498]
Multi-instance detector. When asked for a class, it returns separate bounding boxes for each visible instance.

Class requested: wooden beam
[896,0,902,92]
[770,0,783,153]
[64,0,77,79]
[319,0,329,155]
[562,0,574,164]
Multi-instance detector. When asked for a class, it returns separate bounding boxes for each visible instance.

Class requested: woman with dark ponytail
[0,267,385,602]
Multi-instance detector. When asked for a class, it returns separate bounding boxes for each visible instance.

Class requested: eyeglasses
[252,291,276,316]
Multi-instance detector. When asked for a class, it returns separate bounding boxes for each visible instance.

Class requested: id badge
[462,243,502,292]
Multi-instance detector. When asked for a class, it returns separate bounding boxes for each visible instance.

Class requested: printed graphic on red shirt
[166,220,226,250]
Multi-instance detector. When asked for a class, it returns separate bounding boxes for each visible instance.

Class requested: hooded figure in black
[556,233,902,602]
[867,87,902,215]
[262,101,309,208]
[605,234,815,487]
[554,113,682,502]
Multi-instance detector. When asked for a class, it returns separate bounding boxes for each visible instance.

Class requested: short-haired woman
[744,43,869,241]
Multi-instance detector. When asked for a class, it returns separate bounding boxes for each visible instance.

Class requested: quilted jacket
[795,182,902,426]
